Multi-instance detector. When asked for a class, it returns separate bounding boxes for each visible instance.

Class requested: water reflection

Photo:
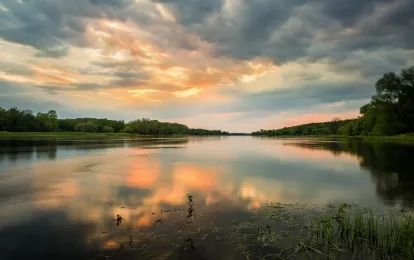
[0,138,189,171]
[284,140,414,209]
[1,137,414,259]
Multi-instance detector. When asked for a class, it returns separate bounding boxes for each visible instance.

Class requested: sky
[0,0,413,132]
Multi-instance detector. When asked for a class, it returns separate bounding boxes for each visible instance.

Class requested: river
[1,136,413,259]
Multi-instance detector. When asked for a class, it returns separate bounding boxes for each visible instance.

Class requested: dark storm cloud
[165,0,414,70]
[331,51,411,78]
[0,0,134,56]
[152,0,224,24]
[316,0,389,26]
[2,0,412,70]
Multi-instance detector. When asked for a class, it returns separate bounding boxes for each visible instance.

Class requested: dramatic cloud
[0,0,413,131]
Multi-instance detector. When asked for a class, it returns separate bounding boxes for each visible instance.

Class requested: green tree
[120,126,133,133]
[0,107,6,131]
[102,125,114,133]
[36,110,58,132]
[74,122,98,133]
[358,66,414,135]
[338,121,354,136]
[329,117,341,135]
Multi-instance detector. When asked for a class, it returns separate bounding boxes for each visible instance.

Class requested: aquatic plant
[229,203,414,260]
[302,205,414,259]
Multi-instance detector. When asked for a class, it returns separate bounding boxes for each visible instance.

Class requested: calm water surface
[1,137,414,259]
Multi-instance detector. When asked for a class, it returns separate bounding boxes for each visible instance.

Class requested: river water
[1,136,413,259]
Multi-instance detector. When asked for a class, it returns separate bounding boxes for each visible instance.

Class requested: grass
[229,203,414,259]
[303,204,414,259]
[0,131,188,139]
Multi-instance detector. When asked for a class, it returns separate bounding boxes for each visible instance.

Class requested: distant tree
[338,121,354,136]
[0,107,228,136]
[0,107,6,131]
[58,119,76,132]
[36,110,58,132]
[120,126,133,133]
[102,125,114,133]
[329,117,341,135]
[74,122,98,133]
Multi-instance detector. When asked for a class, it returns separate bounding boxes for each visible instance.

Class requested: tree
[102,125,114,133]
[338,121,354,136]
[36,110,58,132]
[329,117,341,135]
[0,107,228,136]
[120,126,133,133]
[0,107,6,131]
[74,122,98,133]
[358,66,414,135]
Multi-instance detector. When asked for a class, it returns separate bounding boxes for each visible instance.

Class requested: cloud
[219,80,374,115]
[0,0,134,55]
[152,0,224,25]
[0,80,68,112]
[169,0,414,68]
[0,0,413,131]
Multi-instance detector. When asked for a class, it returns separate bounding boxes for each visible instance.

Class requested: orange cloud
[82,17,276,101]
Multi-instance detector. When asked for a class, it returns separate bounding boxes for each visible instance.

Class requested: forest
[0,108,229,136]
[253,66,414,137]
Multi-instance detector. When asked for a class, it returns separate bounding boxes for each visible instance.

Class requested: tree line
[0,108,229,136]
[253,66,414,137]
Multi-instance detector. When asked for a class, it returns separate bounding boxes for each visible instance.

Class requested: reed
[229,203,414,259]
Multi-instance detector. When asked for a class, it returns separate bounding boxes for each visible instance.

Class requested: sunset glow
[1,0,413,131]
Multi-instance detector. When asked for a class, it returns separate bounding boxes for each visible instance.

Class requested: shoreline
[253,134,414,142]
[0,132,196,139]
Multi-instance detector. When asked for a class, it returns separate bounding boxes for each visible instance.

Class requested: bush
[120,127,133,133]
[74,122,98,133]
[102,125,114,133]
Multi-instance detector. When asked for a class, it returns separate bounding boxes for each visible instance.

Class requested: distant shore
[0,131,188,139]
[253,134,414,142]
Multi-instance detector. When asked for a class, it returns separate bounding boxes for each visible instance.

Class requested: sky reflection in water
[1,137,413,259]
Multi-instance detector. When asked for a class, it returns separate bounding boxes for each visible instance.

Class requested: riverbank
[0,131,188,139]
[255,134,414,142]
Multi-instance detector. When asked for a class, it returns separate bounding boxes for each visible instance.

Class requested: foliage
[0,106,227,136]
[36,110,58,132]
[102,125,114,133]
[253,66,414,137]
[230,203,414,260]
[122,118,228,136]
[74,122,98,133]
[252,119,355,136]
[0,107,54,132]
[58,118,125,133]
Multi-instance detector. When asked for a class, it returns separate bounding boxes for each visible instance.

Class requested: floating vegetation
[183,194,198,251]
[185,237,196,250]
[187,194,195,220]
[229,203,414,260]
[113,214,124,226]
[101,196,413,259]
